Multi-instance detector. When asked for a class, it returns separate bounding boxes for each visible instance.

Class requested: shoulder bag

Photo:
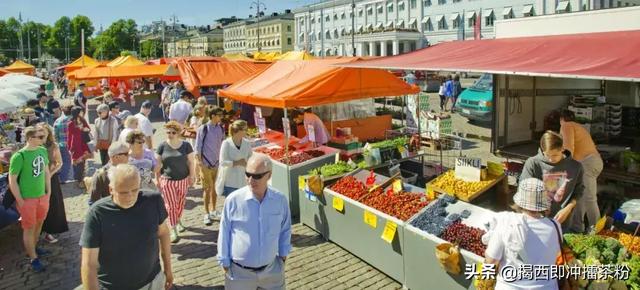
[96,117,112,150]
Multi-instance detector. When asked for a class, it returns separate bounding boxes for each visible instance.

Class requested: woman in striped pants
[156,121,195,243]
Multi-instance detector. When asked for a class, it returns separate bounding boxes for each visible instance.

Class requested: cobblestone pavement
[0,114,401,290]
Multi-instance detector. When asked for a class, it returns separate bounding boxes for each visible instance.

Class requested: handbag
[550,219,573,290]
[96,117,112,150]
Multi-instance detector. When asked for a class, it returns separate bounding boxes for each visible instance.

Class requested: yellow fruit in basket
[430,170,495,199]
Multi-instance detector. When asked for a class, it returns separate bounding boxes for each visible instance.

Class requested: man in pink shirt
[293,109,330,145]
[560,110,603,233]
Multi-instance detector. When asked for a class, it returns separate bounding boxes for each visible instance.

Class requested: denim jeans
[58,145,74,183]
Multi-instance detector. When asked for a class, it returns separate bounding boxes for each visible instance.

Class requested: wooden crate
[427,174,506,202]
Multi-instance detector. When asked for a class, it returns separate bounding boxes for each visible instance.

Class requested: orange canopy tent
[4,60,36,75]
[63,55,100,73]
[73,64,180,80]
[174,58,269,95]
[0,68,11,77]
[107,55,144,67]
[218,58,419,108]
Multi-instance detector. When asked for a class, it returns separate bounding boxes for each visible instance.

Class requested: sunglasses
[245,171,270,180]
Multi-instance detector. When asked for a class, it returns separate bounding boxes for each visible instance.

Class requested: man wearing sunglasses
[217,153,292,290]
[8,126,52,272]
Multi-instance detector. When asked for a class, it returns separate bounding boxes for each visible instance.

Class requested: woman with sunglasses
[36,124,68,244]
[520,131,585,232]
[156,121,195,243]
[126,130,160,192]
[216,120,252,197]
[66,106,91,189]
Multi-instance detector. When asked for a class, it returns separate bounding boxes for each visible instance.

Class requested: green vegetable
[626,255,640,290]
[309,161,355,177]
[564,234,624,265]
[369,137,408,150]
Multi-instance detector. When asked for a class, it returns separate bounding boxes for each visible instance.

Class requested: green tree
[45,15,94,62]
[21,21,51,62]
[45,16,71,61]
[140,39,162,58]
[0,18,22,60]
[93,19,138,60]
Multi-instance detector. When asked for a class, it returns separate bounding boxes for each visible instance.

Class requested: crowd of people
[4,81,292,290]
[4,74,605,289]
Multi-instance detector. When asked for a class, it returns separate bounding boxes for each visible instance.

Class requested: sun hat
[513,178,550,212]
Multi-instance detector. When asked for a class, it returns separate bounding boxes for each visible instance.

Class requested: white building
[293,0,640,57]
[223,20,251,54]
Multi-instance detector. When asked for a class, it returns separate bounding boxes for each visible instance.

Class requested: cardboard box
[569,106,606,122]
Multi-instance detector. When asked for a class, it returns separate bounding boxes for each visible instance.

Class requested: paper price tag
[392,179,403,194]
[381,220,398,243]
[255,107,262,118]
[335,153,340,163]
[298,176,306,191]
[332,196,344,212]
[363,210,377,228]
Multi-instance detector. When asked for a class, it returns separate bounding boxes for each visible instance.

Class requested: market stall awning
[107,55,144,67]
[339,30,640,82]
[73,64,180,80]
[175,59,269,94]
[63,55,100,72]
[218,58,419,108]
[222,53,253,61]
[0,68,11,77]
[4,60,35,75]
[274,51,315,61]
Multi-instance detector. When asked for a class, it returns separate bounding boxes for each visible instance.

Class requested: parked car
[457,73,493,122]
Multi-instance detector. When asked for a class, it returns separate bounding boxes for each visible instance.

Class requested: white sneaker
[209,210,221,221]
[203,214,212,226]
[176,221,186,232]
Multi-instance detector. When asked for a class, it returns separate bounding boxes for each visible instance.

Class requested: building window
[410,0,417,9]
[378,5,384,14]
[424,0,432,6]
[359,9,364,17]
[287,25,291,32]
[311,18,315,24]
[453,0,461,2]
[326,31,331,39]
[437,18,446,30]
[388,2,394,13]
[423,20,433,31]
[468,16,476,27]
[452,18,459,29]
[334,14,338,20]
[334,30,339,38]
[399,1,405,11]
[503,7,514,19]
[485,13,495,26]
[287,38,292,45]
[325,15,330,22]
[556,1,571,13]
[438,0,446,4]
[342,13,346,19]
[368,7,373,15]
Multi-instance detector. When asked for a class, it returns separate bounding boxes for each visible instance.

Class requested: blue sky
[0,0,314,32]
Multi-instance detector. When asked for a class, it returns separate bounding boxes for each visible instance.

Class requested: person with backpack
[8,126,52,272]
[194,107,225,227]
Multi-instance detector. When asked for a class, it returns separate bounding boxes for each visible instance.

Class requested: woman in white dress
[216,120,252,197]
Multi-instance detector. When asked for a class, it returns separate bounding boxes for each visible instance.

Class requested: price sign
[256,117,267,134]
[487,161,505,176]
[363,210,377,228]
[392,179,403,194]
[298,176,306,191]
[455,157,482,182]
[255,107,262,118]
[381,220,398,243]
[282,118,291,139]
[307,125,316,143]
[253,112,260,129]
[332,196,344,212]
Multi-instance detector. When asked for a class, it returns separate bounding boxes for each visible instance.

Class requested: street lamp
[250,0,267,52]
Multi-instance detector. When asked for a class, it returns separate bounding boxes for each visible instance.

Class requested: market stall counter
[302,170,430,283]
[254,136,339,222]
[404,195,494,290]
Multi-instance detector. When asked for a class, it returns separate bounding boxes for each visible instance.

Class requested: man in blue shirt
[217,153,292,290]
[195,106,225,225]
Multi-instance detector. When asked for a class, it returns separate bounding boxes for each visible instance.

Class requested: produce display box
[268,145,339,223]
[300,170,427,284]
[403,197,494,290]
[427,171,505,203]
